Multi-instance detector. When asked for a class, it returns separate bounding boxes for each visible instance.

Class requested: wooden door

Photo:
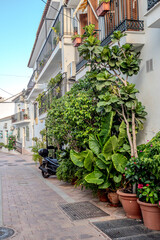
[80,14,88,35]
[87,0,98,30]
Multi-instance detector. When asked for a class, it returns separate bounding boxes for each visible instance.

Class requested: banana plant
[70,112,128,190]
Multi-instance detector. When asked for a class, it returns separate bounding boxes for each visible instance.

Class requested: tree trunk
[132,110,138,158]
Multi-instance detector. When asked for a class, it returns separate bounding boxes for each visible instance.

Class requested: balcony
[36,7,73,84]
[148,0,160,10]
[37,8,63,76]
[101,19,144,46]
[27,70,36,90]
[12,111,30,125]
[145,0,160,28]
[76,0,144,74]
[66,0,79,8]
[99,0,144,44]
[39,73,67,116]
[27,83,46,101]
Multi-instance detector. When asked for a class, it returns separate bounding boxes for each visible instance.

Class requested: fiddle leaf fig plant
[78,25,147,160]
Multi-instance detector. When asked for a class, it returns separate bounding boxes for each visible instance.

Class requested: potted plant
[96,0,110,17]
[137,183,160,230]
[97,189,108,202]
[136,136,160,230]
[117,158,143,219]
[70,112,129,202]
[23,114,28,120]
[108,190,119,206]
[71,34,82,47]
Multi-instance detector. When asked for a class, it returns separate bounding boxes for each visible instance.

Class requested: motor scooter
[38,146,59,178]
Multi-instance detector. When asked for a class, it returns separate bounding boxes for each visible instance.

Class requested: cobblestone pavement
[0,152,125,240]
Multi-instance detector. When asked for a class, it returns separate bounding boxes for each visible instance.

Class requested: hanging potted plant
[96,0,110,17]
[71,34,82,47]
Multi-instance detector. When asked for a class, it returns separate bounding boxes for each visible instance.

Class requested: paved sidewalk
[0,152,125,240]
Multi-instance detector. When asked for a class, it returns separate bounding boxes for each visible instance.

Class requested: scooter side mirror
[38,148,49,157]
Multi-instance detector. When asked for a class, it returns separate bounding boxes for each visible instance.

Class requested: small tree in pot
[78,25,147,216]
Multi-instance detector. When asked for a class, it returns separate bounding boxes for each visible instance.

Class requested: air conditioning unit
[67,61,76,80]
[3,123,7,129]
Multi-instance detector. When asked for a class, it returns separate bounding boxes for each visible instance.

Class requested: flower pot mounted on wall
[73,37,82,47]
[96,2,110,17]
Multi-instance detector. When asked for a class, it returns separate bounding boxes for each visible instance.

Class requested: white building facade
[65,0,160,143]
[7,0,160,154]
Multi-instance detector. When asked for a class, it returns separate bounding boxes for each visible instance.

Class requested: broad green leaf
[112,153,128,173]
[97,101,108,108]
[96,81,111,91]
[84,149,94,171]
[111,135,118,152]
[126,101,133,109]
[102,135,118,159]
[118,121,126,146]
[113,174,122,183]
[105,106,112,112]
[70,150,84,167]
[95,158,106,169]
[89,134,100,156]
[102,137,113,160]
[97,71,110,81]
[99,112,114,145]
[98,179,111,189]
[85,171,104,185]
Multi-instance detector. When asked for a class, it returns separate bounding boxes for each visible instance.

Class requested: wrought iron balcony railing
[99,0,143,42]
[37,7,73,75]
[148,0,160,10]
[27,70,36,89]
[101,19,144,46]
[12,111,30,123]
[39,73,67,116]
[76,0,144,73]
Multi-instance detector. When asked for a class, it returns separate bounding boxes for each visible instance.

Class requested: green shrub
[7,135,16,151]
[30,137,46,164]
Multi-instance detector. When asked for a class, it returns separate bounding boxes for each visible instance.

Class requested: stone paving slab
[0,152,110,240]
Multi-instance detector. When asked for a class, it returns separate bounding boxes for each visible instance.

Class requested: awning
[73,0,88,17]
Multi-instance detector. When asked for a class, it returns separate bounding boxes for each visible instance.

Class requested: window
[17,128,20,141]
[0,131,3,139]
[26,126,29,141]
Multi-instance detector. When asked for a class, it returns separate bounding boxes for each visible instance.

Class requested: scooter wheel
[42,171,50,178]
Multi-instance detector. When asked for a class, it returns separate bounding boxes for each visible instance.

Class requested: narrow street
[0,152,160,240]
[0,152,114,240]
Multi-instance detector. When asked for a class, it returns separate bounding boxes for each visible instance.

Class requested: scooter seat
[46,157,58,164]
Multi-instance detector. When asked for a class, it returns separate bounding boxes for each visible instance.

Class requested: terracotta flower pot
[71,178,77,185]
[97,190,108,202]
[73,37,82,47]
[137,199,160,230]
[117,190,142,219]
[108,192,119,206]
[96,2,110,17]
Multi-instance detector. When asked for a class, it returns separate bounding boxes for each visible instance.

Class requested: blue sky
[0,0,45,98]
